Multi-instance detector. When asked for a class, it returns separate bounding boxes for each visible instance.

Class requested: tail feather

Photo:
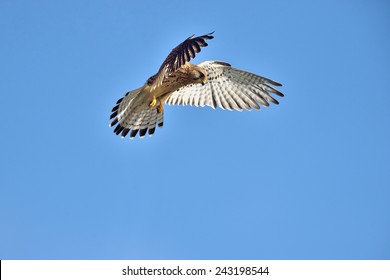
[109,87,164,139]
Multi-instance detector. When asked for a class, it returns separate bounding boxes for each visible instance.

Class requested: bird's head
[191,67,208,85]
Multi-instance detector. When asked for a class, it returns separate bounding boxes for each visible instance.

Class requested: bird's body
[110,32,283,139]
[146,62,207,107]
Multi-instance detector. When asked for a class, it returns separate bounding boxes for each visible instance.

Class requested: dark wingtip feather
[268,80,283,87]
[121,128,130,138]
[110,118,119,127]
[139,128,148,138]
[148,127,156,136]
[201,31,214,40]
[111,104,119,112]
[267,85,284,97]
[110,111,118,119]
[114,124,124,135]
[265,80,284,97]
[188,31,214,40]
[130,129,139,139]
[274,90,284,97]
[158,122,163,128]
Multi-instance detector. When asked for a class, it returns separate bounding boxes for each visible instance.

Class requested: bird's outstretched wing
[150,32,214,90]
[166,61,284,111]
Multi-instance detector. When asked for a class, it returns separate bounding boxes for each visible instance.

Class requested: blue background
[1,0,389,259]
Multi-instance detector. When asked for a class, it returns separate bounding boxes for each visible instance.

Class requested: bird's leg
[149,96,163,113]
[149,96,157,108]
[157,100,164,114]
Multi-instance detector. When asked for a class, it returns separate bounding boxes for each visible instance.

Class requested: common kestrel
[110,32,283,139]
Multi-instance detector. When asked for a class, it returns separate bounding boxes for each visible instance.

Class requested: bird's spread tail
[109,88,164,139]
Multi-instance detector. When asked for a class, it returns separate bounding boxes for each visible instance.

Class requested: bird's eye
[193,72,204,80]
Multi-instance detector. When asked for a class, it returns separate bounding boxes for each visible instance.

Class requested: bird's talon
[157,102,163,114]
[149,96,157,108]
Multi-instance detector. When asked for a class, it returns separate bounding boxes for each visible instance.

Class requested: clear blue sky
[1,0,389,260]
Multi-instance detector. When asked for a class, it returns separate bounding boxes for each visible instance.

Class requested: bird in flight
[109,32,283,139]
